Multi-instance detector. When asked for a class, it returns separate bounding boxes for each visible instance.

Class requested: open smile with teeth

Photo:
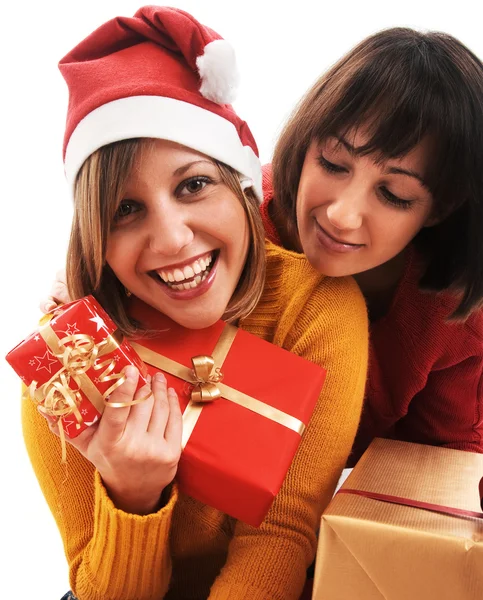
[153,251,216,291]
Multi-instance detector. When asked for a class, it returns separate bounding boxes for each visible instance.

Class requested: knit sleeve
[21,395,175,600]
[208,277,369,600]
[395,356,483,452]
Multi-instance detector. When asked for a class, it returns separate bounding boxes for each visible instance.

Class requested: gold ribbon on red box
[27,314,143,461]
[131,322,306,449]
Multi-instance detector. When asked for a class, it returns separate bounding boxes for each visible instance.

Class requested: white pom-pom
[196,39,239,104]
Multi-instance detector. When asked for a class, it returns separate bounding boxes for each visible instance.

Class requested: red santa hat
[59,5,262,198]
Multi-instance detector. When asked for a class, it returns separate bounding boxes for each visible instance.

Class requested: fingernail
[155,372,166,382]
[125,365,137,380]
[44,301,57,312]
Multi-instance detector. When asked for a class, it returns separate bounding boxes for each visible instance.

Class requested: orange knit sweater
[22,241,368,600]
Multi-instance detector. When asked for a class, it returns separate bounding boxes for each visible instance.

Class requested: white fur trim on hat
[64,95,262,200]
[196,39,239,104]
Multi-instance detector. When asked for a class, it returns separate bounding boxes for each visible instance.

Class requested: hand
[45,366,183,514]
[39,269,71,313]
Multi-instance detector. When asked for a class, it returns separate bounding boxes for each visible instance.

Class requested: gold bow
[131,323,306,451]
[190,355,223,402]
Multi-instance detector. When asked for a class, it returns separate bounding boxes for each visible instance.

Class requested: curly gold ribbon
[27,318,134,461]
[131,322,305,450]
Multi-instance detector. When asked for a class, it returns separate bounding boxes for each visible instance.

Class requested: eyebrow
[337,136,428,187]
[173,160,214,177]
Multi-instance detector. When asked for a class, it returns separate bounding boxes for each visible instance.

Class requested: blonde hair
[66,138,266,336]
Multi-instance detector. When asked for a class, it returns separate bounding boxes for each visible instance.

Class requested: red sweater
[261,165,483,466]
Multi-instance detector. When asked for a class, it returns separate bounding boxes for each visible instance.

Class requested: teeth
[156,252,215,287]
[183,265,195,279]
[173,269,184,282]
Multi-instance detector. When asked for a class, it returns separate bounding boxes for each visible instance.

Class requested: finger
[164,387,183,447]
[61,423,98,455]
[42,413,97,455]
[39,296,59,314]
[97,365,138,444]
[43,414,60,437]
[123,374,155,434]
[146,372,170,434]
[50,279,71,304]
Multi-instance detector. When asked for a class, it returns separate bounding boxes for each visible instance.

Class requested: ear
[424,205,447,228]
[424,214,441,227]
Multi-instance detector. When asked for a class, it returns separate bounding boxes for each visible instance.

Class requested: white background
[1,1,481,597]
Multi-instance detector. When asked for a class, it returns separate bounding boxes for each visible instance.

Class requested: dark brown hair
[66,139,266,336]
[272,27,483,318]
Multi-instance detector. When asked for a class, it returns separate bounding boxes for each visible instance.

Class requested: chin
[309,257,358,279]
[321,268,355,278]
[171,309,225,330]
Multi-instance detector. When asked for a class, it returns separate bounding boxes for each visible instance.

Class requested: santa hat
[59,5,262,198]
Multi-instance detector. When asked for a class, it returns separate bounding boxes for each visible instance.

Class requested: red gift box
[6,296,147,440]
[129,300,326,527]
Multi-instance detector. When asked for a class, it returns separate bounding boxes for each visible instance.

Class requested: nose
[326,187,364,231]
[147,203,194,256]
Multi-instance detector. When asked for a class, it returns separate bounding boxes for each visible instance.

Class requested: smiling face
[296,130,435,278]
[105,139,250,329]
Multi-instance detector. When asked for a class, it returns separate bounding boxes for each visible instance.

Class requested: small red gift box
[129,300,326,527]
[6,296,147,440]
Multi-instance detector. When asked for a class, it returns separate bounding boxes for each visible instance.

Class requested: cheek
[105,233,136,276]
[105,236,119,267]
[216,201,249,254]
[298,170,331,215]
[371,210,430,252]
[239,207,251,258]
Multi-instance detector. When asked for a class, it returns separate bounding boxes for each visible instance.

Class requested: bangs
[315,55,440,159]
[272,27,483,317]
[311,30,479,204]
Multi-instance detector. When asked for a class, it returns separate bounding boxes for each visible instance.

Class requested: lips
[314,220,365,253]
[154,251,215,290]
[149,250,219,299]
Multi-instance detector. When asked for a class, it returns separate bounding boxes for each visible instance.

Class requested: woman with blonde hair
[26,6,368,599]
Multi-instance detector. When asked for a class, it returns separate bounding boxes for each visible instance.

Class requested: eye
[379,186,412,210]
[317,154,348,174]
[114,200,142,222]
[177,176,212,197]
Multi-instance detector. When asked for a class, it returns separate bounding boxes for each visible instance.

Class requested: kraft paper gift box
[313,438,483,600]
[128,299,326,527]
[6,296,148,443]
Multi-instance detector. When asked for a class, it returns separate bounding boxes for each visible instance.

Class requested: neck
[354,250,407,321]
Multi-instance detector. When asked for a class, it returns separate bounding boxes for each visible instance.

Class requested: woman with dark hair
[263,27,483,465]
